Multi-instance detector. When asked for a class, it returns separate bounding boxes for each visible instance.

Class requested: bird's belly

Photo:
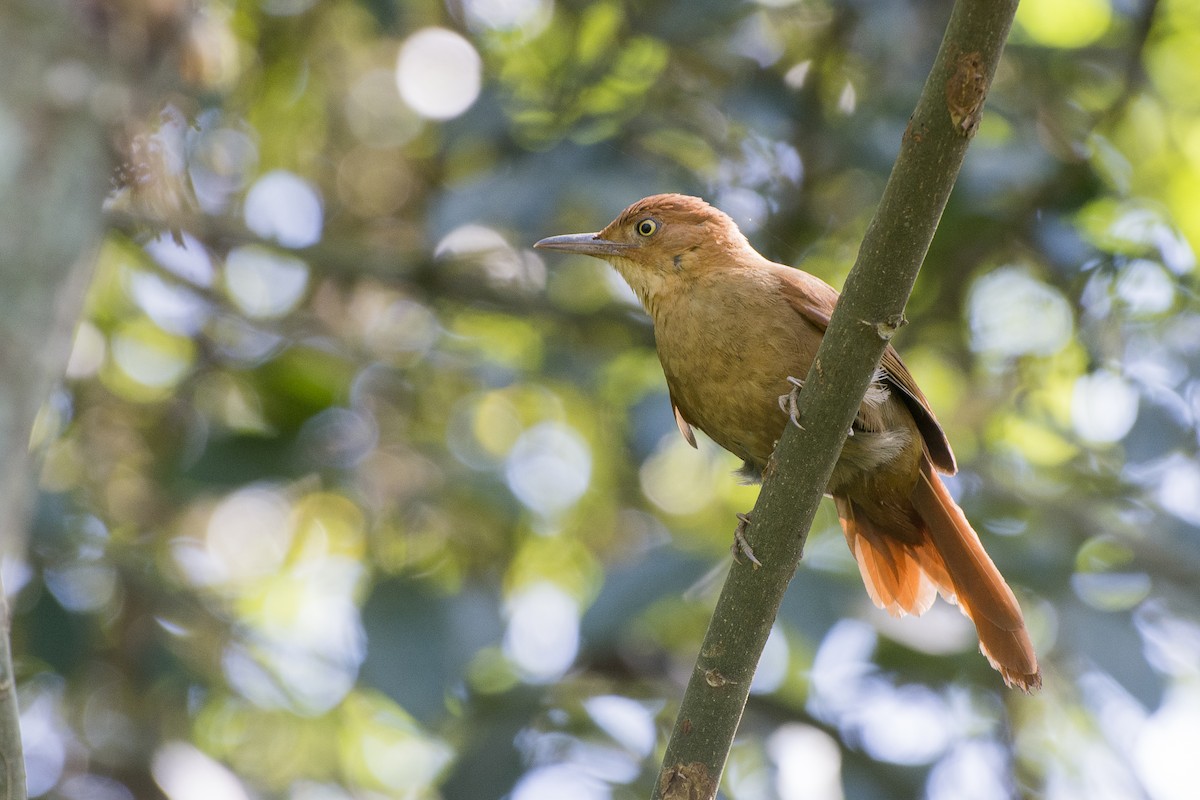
[678,371,786,466]
[657,319,800,468]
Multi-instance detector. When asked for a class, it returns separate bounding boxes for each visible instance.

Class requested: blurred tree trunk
[0,2,121,795]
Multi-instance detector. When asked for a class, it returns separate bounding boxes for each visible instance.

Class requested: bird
[534,193,1041,691]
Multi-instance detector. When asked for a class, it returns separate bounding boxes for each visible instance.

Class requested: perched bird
[535,193,1041,691]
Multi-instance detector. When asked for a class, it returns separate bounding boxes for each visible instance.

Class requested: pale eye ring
[636,218,658,236]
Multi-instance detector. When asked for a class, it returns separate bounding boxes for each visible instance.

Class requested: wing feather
[773,265,956,474]
[670,391,697,448]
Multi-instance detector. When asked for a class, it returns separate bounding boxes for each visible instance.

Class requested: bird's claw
[731,512,762,568]
[777,375,805,430]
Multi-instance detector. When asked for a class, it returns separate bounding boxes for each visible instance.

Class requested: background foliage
[6,0,1200,798]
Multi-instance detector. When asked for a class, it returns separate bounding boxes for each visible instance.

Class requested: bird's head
[534,194,756,312]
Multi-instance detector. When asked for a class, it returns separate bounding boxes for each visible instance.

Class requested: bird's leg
[731,512,762,568]
[777,375,805,429]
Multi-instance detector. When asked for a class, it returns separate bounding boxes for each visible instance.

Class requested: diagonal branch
[652,1,1020,798]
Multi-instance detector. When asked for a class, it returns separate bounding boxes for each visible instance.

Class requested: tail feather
[837,497,938,617]
[911,465,1040,691]
[836,461,1041,692]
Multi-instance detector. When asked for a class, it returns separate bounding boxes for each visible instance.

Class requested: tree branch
[652,2,1019,797]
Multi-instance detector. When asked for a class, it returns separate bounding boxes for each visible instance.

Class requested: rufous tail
[836,460,1041,691]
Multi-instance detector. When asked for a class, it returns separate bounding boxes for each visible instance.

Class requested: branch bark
[652,2,1019,797]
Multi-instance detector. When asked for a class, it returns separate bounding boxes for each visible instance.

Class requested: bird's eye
[636,219,658,236]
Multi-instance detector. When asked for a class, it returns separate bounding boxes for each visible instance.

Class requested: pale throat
[607,256,674,319]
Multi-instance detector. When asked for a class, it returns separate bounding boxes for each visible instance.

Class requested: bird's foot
[777,376,805,429]
[731,512,762,568]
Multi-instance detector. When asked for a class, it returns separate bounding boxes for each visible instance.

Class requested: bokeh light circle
[395,28,482,120]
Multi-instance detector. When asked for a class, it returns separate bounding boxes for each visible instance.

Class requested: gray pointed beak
[533,232,633,257]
